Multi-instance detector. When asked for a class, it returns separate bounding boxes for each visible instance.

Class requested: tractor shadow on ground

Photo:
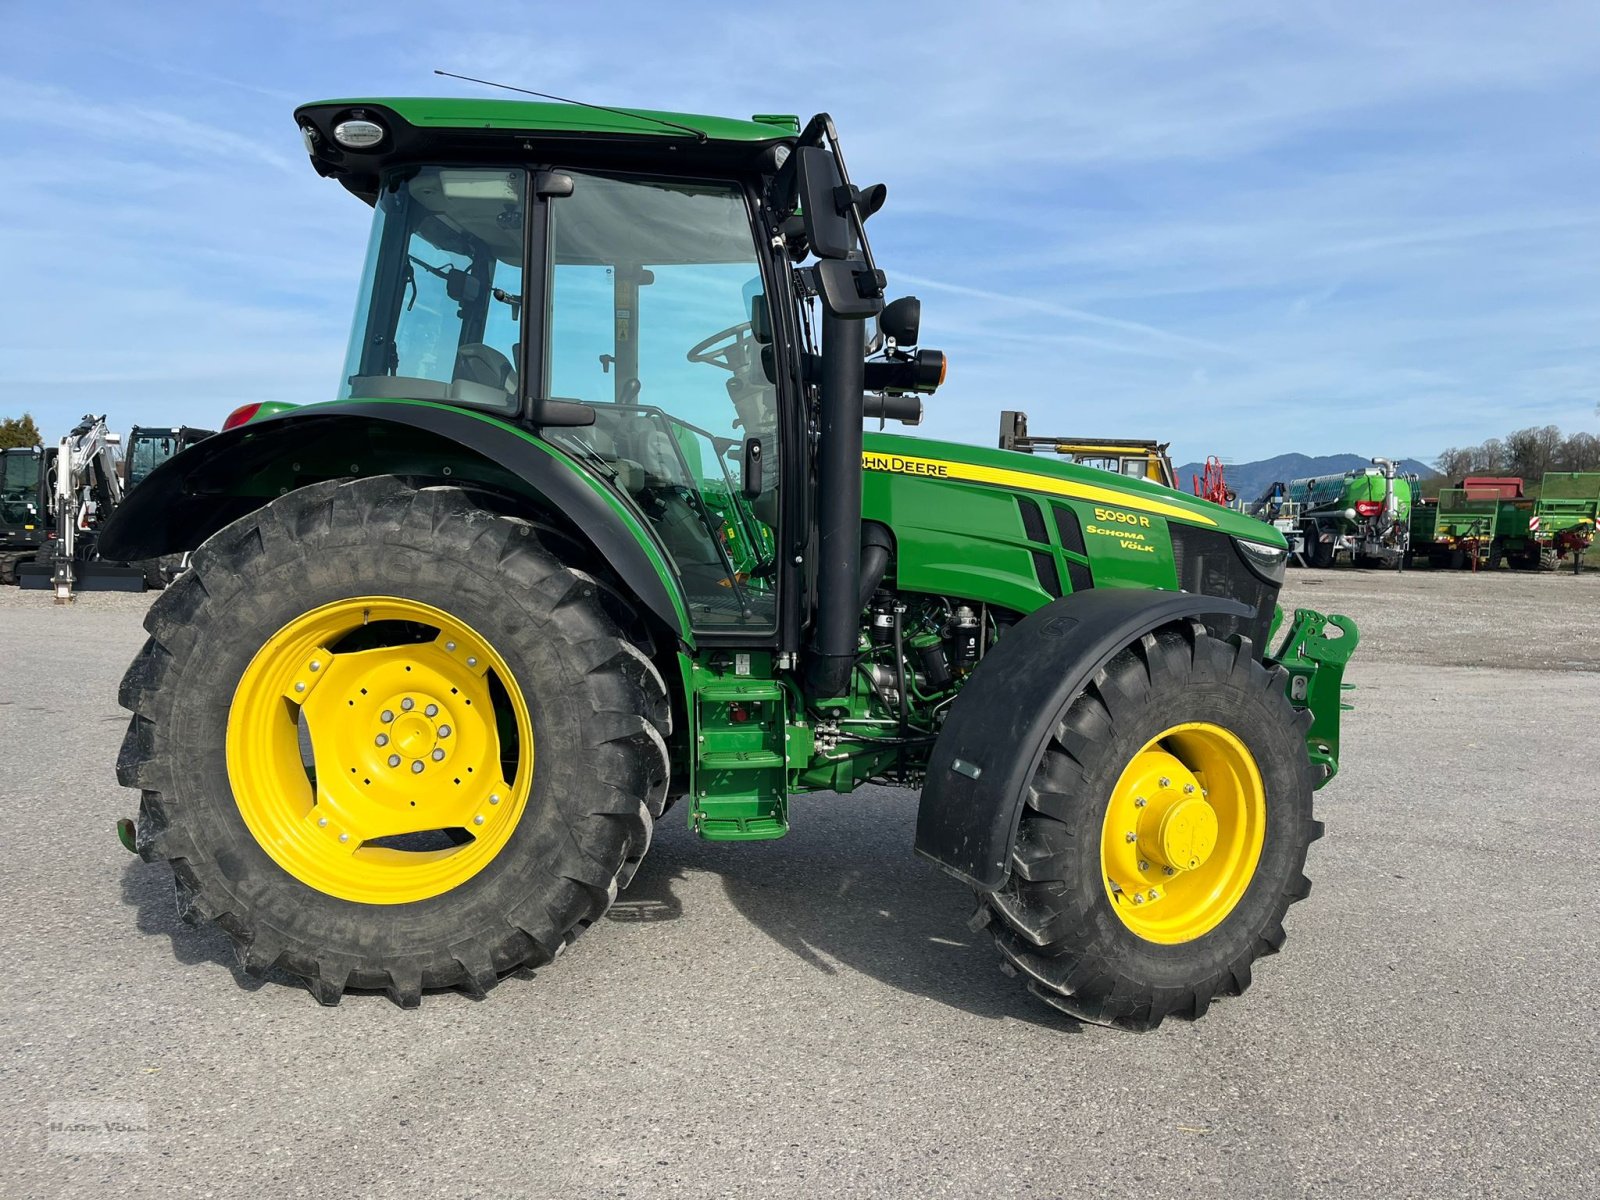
[616,794,1076,1031]
[120,858,293,992]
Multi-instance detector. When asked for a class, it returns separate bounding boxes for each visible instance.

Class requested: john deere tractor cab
[102,96,1357,1029]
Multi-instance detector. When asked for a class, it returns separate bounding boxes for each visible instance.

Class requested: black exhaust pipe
[806,310,867,696]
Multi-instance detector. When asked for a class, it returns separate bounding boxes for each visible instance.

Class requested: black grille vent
[1017,496,1049,543]
[1168,524,1276,656]
[1065,558,1093,593]
[1053,505,1088,556]
[1031,550,1062,598]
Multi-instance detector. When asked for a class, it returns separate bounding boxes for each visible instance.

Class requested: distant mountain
[1172,453,1435,505]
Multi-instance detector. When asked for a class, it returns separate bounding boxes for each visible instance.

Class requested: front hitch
[1267,608,1360,786]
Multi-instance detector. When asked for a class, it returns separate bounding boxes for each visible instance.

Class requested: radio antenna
[433,69,708,143]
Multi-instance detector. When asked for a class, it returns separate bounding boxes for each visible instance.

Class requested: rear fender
[915,588,1252,891]
[96,400,691,639]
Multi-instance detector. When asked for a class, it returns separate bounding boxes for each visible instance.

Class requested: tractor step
[697,749,785,771]
[691,660,791,841]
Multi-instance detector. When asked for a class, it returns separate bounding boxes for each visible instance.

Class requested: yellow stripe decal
[861,451,1217,526]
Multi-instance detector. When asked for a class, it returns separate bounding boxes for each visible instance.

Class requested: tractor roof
[302,96,797,144]
[295,97,800,200]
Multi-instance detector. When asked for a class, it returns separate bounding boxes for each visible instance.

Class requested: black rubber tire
[1539,547,1559,572]
[978,622,1319,1031]
[1303,522,1333,568]
[117,476,671,1006]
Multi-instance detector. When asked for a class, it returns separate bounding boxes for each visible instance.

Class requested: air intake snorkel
[769,115,887,697]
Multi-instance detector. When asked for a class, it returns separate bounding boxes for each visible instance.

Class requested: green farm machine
[1249,461,1412,568]
[104,96,1358,1029]
[1414,474,1595,571]
[1530,472,1599,571]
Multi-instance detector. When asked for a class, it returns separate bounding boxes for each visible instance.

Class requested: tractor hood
[863,432,1282,546]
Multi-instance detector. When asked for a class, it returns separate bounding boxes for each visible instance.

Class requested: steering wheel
[686,322,756,373]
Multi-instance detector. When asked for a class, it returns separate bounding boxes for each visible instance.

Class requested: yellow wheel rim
[1099,722,1266,944]
[226,597,533,905]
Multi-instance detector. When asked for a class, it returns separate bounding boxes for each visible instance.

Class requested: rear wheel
[117,476,670,1005]
[1302,522,1333,568]
[979,624,1318,1030]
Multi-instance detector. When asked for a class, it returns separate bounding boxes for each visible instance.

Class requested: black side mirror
[750,295,773,345]
[812,259,884,319]
[879,296,921,346]
[741,438,764,500]
[535,171,575,198]
[445,269,482,306]
[794,146,852,259]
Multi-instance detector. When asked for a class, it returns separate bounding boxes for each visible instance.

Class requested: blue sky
[3,0,1597,466]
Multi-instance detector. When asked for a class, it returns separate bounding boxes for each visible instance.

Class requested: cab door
[539,172,781,635]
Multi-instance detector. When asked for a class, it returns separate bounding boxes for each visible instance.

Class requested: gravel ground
[1,571,1596,1198]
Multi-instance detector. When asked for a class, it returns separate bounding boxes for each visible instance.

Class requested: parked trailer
[1427,486,1536,569]
[1263,461,1413,568]
[1532,471,1600,571]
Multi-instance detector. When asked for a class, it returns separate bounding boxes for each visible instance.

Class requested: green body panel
[1537,471,1600,502]
[1433,489,1499,542]
[306,97,793,145]
[1288,470,1412,526]
[859,431,1272,607]
[1410,501,1438,545]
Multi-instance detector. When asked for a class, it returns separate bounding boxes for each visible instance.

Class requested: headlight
[1234,537,1288,585]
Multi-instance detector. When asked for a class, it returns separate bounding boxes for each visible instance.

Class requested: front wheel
[978,624,1319,1029]
[117,476,670,1005]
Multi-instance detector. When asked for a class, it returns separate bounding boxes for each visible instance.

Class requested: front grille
[1168,524,1277,656]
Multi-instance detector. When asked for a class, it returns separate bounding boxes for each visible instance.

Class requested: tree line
[1434,425,1600,483]
[0,413,42,450]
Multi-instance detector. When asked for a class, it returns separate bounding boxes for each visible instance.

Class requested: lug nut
[466,656,478,668]
[1183,783,1196,794]
[438,725,451,738]
[1134,796,1147,808]
[1138,860,1149,871]
[425,704,438,717]
[376,733,389,747]
[401,697,414,711]
[310,660,321,672]
[411,761,424,774]
[473,814,485,826]
[489,794,500,805]
[387,754,401,767]
[1147,890,1159,901]
[431,749,445,761]
[1165,866,1176,876]
[294,682,305,693]
[1125,832,1137,843]
[1132,895,1144,905]
[1158,777,1171,788]
[445,641,456,651]
[381,710,394,723]
[318,817,328,828]
[339,833,349,843]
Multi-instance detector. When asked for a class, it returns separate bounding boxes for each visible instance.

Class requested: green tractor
[103,97,1358,1029]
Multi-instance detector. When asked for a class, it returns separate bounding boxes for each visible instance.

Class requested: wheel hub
[226,597,533,905]
[1100,724,1266,944]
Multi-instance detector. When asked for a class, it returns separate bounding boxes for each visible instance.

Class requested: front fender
[98,400,692,640]
[915,588,1252,891]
